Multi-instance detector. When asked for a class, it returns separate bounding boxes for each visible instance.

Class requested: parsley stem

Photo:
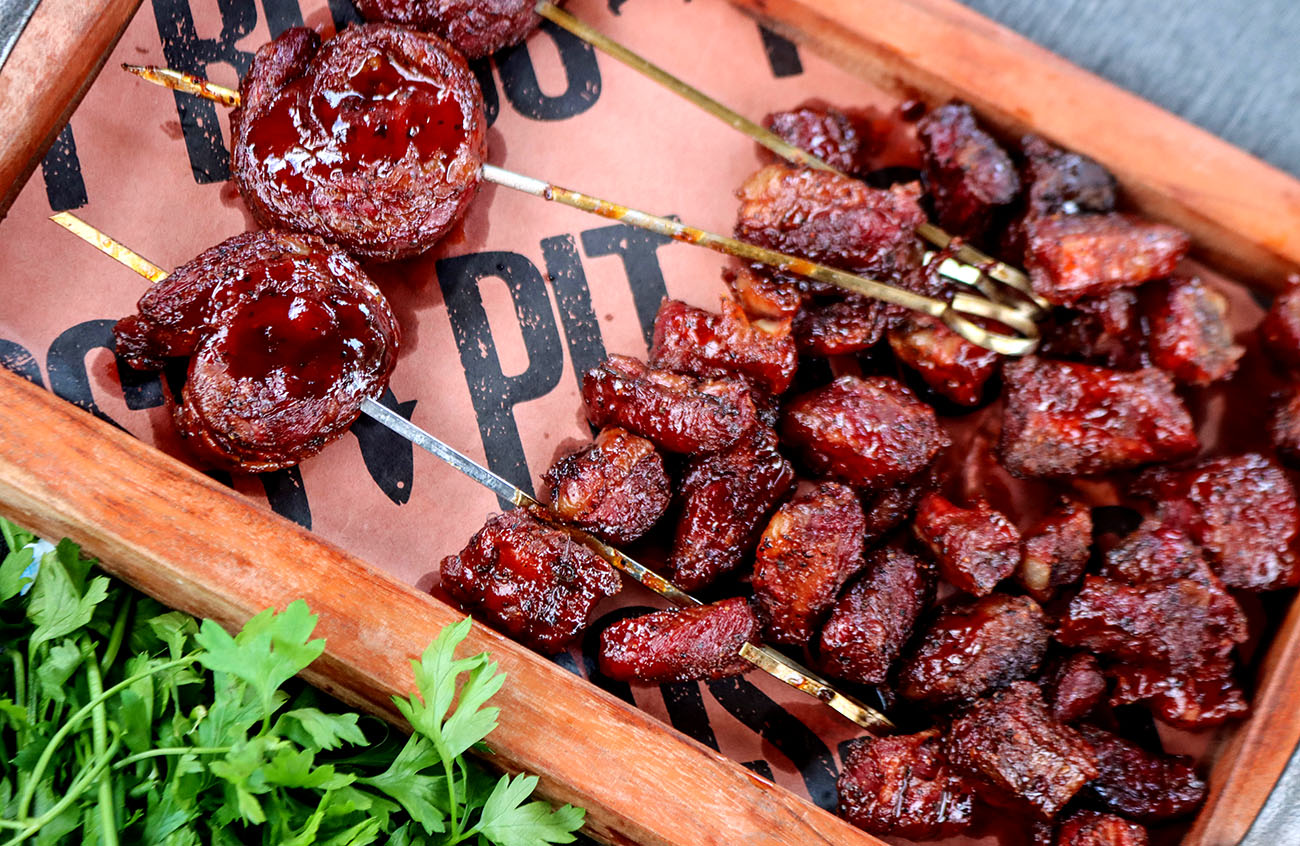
[112,746,232,769]
[83,638,119,846]
[2,737,121,846]
[100,593,133,672]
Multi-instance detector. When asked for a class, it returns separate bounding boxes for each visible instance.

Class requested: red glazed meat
[1040,653,1106,723]
[917,102,1020,240]
[861,464,941,543]
[793,297,889,356]
[1023,213,1190,305]
[900,594,1050,706]
[650,298,797,394]
[1260,277,1300,374]
[1019,135,1117,219]
[914,493,1021,596]
[230,25,487,260]
[1099,519,1215,585]
[1076,725,1207,821]
[944,682,1100,820]
[440,509,621,653]
[764,104,867,175]
[1273,386,1300,465]
[724,264,805,321]
[1135,453,1300,590]
[1055,811,1148,846]
[999,357,1197,478]
[1019,499,1093,602]
[887,314,1001,405]
[352,0,545,58]
[818,546,930,684]
[1109,658,1248,729]
[1041,289,1146,370]
[1140,278,1242,385]
[581,355,757,455]
[597,597,759,683]
[752,483,867,644]
[781,375,950,492]
[837,730,976,840]
[541,427,670,545]
[669,427,795,590]
[114,230,398,473]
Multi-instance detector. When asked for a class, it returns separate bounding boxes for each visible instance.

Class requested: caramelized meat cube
[753,483,867,644]
[764,105,866,175]
[782,375,950,492]
[917,102,1020,239]
[735,164,926,277]
[1272,386,1300,465]
[541,427,670,545]
[1020,135,1117,218]
[793,297,888,356]
[724,264,804,321]
[1024,214,1190,305]
[1076,725,1206,821]
[1055,810,1148,846]
[1041,289,1146,370]
[650,298,797,394]
[819,547,930,684]
[1109,658,1248,729]
[999,358,1197,478]
[1141,278,1242,385]
[1261,279,1300,374]
[900,594,1050,706]
[1099,519,1214,585]
[1136,454,1300,590]
[888,314,1001,405]
[914,493,1020,596]
[945,682,1099,820]
[1020,499,1093,602]
[860,463,941,543]
[597,597,758,683]
[581,355,756,455]
[1040,653,1106,723]
[669,427,795,590]
[439,510,621,653]
[837,730,976,840]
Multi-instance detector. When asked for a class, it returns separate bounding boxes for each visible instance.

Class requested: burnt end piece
[439,509,621,653]
[541,427,670,545]
[999,357,1197,478]
[1040,653,1107,724]
[837,730,976,840]
[900,594,1050,706]
[764,105,867,175]
[1076,725,1207,821]
[649,298,797,394]
[818,546,930,684]
[1020,135,1117,219]
[1040,289,1146,370]
[352,0,540,59]
[945,682,1100,821]
[1141,278,1243,386]
[725,264,805,321]
[1024,213,1190,305]
[1262,281,1300,374]
[782,375,950,492]
[914,493,1021,596]
[581,355,757,455]
[1020,499,1093,602]
[794,297,889,357]
[1055,810,1149,846]
[752,483,867,645]
[917,102,1020,240]
[597,597,758,683]
[1100,519,1214,585]
[887,314,1002,406]
[1110,658,1248,729]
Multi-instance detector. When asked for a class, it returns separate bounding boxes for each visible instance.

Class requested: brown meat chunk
[352,0,542,59]
[900,594,1050,706]
[1099,519,1214,585]
[999,357,1197,478]
[861,463,941,543]
[945,682,1099,820]
[1141,278,1242,385]
[818,547,930,684]
[650,298,797,394]
[439,509,621,653]
[724,264,805,321]
[1136,453,1300,590]
[793,297,888,356]
[1262,280,1300,374]
[669,428,795,590]
[735,164,926,277]
[782,375,950,492]
[1273,386,1300,466]
[764,105,867,175]
[887,314,1001,405]
[597,597,758,683]
[1109,657,1248,729]
[1020,499,1093,602]
[1024,213,1190,305]
[1040,653,1107,723]
[837,730,976,840]
[1055,810,1148,846]
[581,355,757,455]
[541,427,670,545]
[1076,725,1207,821]
[1020,135,1117,218]
[917,102,1020,239]
[752,483,867,645]
[914,493,1021,596]
[1040,289,1146,370]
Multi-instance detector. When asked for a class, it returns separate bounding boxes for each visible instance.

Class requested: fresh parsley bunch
[0,517,585,845]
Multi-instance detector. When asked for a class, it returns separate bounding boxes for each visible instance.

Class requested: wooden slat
[0,367,882,846]
[730,0,1300,292]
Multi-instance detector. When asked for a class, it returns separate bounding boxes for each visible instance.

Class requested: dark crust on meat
[1076,725,1207,821]
[1019,499,1093,602]
[837,730,976,840]
[597,597,759,683]
[1024,213,1190,305]
[818,546,930,685]
[913,493,1021,596]
[650,297,797,394]
[1141,277,1243,386]
[351,0,543,59]
[763,105,867,175]
[917,102,1020,240]
[541,427,671,545]
[1040,653,1107,724]
[1055,810,1149,846]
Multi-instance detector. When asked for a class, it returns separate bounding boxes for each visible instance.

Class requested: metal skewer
[50,211,896,734]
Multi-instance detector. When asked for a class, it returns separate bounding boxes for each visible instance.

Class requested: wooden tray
[2,2,1299,845]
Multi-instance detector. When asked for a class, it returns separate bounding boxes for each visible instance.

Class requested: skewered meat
[1135,453,1300,590]
[764,104,868,175]
[752,483,867,644]
[900,594,1050,706]
[944,682,1099,820]
[115,230,399,472]
[1076,725,1206,821]
[818,546,930,684]
[781,375,950,492]
[581,355,757,455]
[1261,278,1300,374]
[650,298,797,394]
[837,730,976,840]
[1140,277,1242,385]
[917,102,1020,240]
[793,297,888,356]
[913,493,1020,596]
[598,597,759,683]
[440,509,621,653]
[351,0,546,59]
[999,357,1197,478]
[542,427,670,545]
[230,24,486,261]
[1273,386,1300,465]
[1023,214,1190,305]
[669,427,795,590]
[1099,519,1214,585]
[1054,811,1148,846]
[1019,498,1093,602]
[1019,135,1117,219]
[724,264,805,321]
[887,314,1001,405]
[1040,653,1106,724]
[735,164,927,278]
